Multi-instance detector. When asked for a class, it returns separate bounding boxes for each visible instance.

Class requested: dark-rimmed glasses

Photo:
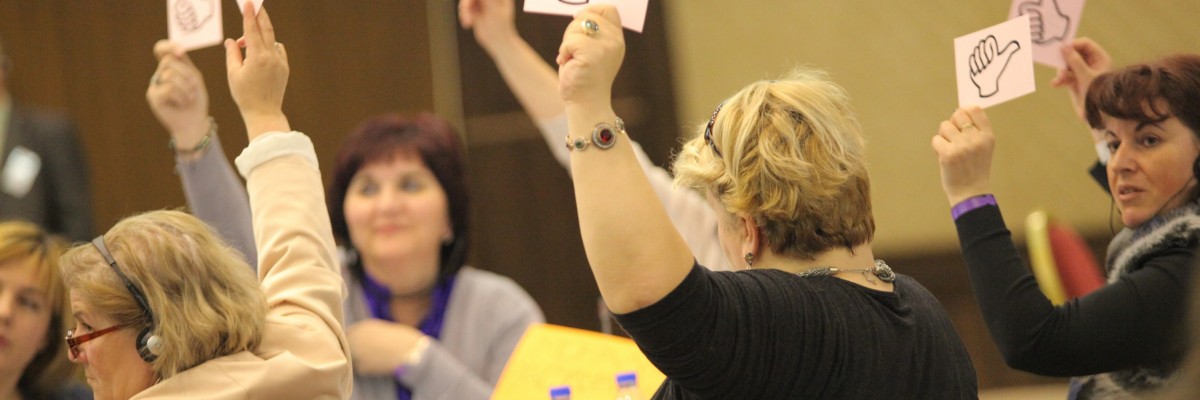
[704,101,726,158]
[65,323,131,360]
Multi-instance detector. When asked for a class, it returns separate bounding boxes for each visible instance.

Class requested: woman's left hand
[556,5,624,111]
[224,2,290,139]
[346,319,428,376]
[932,106,995,206]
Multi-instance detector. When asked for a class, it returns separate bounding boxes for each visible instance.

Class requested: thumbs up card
[1009,0,1086,68]
[523,0,649,33]
[954,15,1036,109]
[167,0,223,51]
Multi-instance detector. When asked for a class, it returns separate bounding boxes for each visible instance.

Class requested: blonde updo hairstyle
[673,67,875,260]
[60,210,266,379]
[2,222,76,398]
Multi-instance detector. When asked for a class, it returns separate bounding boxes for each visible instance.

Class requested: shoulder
[10,104,75,133]
[452,267,539,313]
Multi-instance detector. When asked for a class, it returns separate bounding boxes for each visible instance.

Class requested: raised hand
[224,2,289,139]
[556,5,624,110]
[969,35,1021,98]
[931,106,995,206]
[458,0,517,54]
[1018,0,1071,45]
[146,40,210,149]
[1049,37,1112,123]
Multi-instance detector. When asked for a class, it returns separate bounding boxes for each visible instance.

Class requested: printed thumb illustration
[1018,0,1071,44]
[969,35,1021,98]
[175,0,215,32]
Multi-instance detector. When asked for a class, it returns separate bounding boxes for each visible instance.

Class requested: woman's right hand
[932,106,995,206]
[224,3,290,140]
[556,5,624,111]
[146,40,210,150]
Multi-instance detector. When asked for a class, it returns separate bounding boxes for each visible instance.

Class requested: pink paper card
[954,15,1036,109]
[167,0,223,51]
[1008,0,1086,68]
[237,0,264,15]
[523,0,648,33]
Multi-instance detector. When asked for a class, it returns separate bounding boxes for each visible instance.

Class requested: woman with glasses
[554,6,977,398]
[59,5,351,399]
[0,222,89,400]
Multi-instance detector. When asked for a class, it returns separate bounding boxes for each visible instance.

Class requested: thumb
[998,40,1021,56]
[458,0,475,28]
[153,40,181,61]
[1061,44,1091,75]
[1017,0,1042,14]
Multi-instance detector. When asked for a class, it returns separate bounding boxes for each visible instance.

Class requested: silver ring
[581,19,600,36]
[960,122,976,131]
[151,72,162,86]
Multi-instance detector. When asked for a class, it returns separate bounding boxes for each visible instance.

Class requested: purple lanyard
[361,270,456,400]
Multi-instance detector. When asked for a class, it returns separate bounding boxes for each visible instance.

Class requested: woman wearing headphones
[59,5,351,399]
[933,54,1200,399]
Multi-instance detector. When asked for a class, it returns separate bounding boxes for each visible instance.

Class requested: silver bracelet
[565,117,625,151]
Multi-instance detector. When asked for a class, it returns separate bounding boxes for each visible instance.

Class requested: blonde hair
[673,67,875,259]
[60,210,266,379]
[1,222,76,397]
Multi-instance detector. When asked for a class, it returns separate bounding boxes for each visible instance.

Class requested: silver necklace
[795,259,896,284]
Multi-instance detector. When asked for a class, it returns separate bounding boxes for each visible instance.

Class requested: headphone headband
[91,235,156,326]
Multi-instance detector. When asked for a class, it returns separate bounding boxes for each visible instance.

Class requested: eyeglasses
[704,101,726,158]
[65,323,131,360]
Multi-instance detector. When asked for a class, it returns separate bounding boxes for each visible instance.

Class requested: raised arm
[224,4,350,396]
[146,40,257,266]
[1050,38,1116,192]
[461,0,729,270]
[556,6,693,314]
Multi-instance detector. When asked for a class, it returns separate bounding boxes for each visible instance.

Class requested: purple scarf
[361,270,456,400]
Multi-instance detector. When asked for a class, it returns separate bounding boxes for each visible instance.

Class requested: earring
[744,252,755,267]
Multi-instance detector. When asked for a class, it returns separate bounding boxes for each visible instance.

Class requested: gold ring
[581,19,600,36]
[960,122,975,131]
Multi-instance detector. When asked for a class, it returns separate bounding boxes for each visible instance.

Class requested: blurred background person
[0,35,92,242]
[146,34,542,400]
[0,221,89,400]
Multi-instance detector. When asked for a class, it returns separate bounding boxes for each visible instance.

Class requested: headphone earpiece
[136,327,163,363]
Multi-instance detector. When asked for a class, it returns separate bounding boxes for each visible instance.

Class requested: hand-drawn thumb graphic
[969,35,1021,98]
[175,0,215,32]
[1017,0,1071,44]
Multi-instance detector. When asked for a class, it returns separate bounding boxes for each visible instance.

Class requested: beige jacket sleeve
[236,132,353,398]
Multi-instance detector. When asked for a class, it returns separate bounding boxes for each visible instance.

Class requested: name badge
[2,146,41,198]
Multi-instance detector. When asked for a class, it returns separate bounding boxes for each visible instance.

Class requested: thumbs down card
[954,15,1036,109]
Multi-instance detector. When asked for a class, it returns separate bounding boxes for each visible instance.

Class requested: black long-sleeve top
[955,205,1191,376]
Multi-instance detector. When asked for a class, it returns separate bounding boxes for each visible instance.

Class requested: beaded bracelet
[565,117,625,151]
[169,116,216,156]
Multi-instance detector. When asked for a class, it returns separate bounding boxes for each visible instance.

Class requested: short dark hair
[327,113,470,281]
[1086,54,1200,137]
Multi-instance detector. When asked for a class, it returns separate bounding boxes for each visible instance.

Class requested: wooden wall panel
[0,1,434,232]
